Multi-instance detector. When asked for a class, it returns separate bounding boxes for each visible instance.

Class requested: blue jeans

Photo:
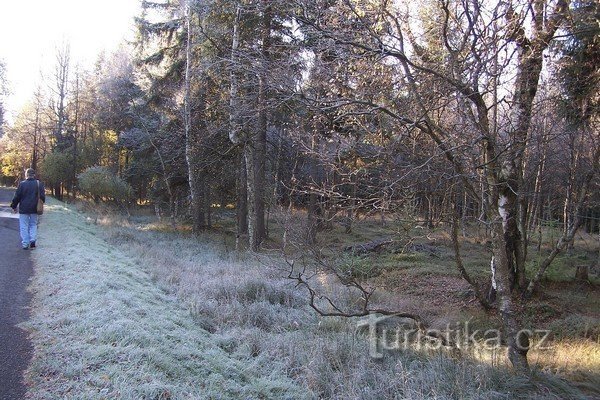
[19,214,38,248]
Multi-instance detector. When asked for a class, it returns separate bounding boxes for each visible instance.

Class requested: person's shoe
[30,241,36,249]
[22,245,29,250]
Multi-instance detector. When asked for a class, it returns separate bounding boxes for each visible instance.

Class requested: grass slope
[24,199,305,399]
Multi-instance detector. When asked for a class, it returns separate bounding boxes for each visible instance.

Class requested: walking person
[10,168,45,250]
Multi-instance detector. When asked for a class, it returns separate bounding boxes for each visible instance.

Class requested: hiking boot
[30,241,36,249]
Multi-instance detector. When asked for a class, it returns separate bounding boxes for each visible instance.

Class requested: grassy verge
[23,200,599,399]
[24,199,304,399]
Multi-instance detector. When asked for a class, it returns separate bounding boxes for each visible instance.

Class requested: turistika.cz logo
[356,313,552,359]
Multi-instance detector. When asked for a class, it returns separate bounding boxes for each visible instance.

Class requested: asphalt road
[0,187,33,400]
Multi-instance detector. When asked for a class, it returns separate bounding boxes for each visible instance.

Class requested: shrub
[40,150,73,187]
[78,166,133,202]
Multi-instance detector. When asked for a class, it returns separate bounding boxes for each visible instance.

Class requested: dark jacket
[11,178,46,214]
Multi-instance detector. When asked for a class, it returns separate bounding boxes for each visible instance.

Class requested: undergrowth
[25,200,600,399]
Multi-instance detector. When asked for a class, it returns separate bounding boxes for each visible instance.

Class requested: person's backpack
[36,180,44,215]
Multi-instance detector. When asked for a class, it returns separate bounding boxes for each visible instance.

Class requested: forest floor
[25,199,600,399]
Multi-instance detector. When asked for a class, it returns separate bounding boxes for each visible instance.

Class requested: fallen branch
[285,257,456,348]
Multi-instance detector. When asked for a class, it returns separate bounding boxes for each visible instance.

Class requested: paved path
[0,187,33,400]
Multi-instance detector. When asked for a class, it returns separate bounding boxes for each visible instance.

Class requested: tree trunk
[245,144,259,249]
[506,0,569,292]
[53,184,62,201]
[184,6,207,233]
[229,4,247,242]
[499,161,527,291]
[597,231,600,270]
[307,127,320,244]
[491,182,530,372]
[236,0,272,250]
[529,141,547,232]
[307,191,318,245]
[253,68,267,245]
[204,180,211,228]
[31,95,42,171]
[249,0,272,248]
[345,172,357,234]
[481,112,529,371]
[53,44,70,149]
[189,174,206,232]
[237,153,248,235]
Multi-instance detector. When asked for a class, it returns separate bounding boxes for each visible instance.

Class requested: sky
[0,0,141,122]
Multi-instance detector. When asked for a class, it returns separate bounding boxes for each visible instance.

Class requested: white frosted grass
[96,219,587,400]
[24,201,591,399]
[25,199,305,399]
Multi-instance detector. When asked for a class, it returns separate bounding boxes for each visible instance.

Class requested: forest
[0,0,599,398]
